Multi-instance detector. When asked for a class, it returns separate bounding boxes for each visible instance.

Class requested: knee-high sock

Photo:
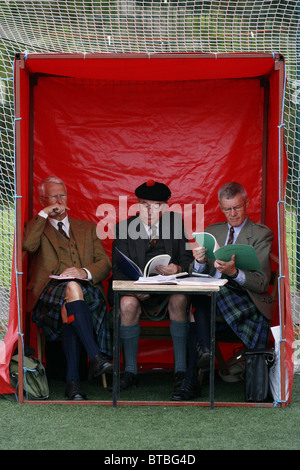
[184,322,199,384]
[170,320,188,373]
[65,300,99,361]
[120,323,140,375]
[62,323,81,382]
[193,296,211,350]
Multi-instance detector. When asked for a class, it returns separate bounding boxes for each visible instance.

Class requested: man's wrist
[227,269,239,279]
[82,268,92,280]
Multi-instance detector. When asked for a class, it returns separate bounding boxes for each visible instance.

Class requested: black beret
[135,180,171,202]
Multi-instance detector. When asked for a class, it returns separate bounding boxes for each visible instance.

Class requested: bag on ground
[244,349,274,402]
[10,354,49,400]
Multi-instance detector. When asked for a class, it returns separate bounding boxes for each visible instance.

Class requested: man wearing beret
[112,180,193,394]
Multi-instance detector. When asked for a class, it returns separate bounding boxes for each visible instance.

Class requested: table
[112,280,220,409]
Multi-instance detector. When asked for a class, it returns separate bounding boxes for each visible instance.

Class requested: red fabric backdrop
[0,54,293,401]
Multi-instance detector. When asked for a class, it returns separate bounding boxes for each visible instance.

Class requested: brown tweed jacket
[22,215,112,312]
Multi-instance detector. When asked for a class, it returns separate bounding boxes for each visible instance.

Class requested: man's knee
[65,281,84,302]
[120,295,141,325]
[168,294,188,321]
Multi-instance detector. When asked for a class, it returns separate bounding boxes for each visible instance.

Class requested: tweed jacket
[112,211,193,281]
[190,217,274,320]
[23,215,112,312]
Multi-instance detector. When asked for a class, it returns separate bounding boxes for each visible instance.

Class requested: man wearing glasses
[173,181,274,401]
[23,176,113,400]
[112,180,193,395]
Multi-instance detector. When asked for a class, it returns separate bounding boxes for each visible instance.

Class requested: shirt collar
[140,219,159,237]
[48,215,70,235]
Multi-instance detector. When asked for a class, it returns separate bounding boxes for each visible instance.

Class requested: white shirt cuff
[82,268,92,281]
[38,210,48,219]
[235,269,246,285]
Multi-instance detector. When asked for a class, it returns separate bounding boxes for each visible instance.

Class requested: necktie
[57,222,69,240]
[227,226,234,245]
[150,225,158,249]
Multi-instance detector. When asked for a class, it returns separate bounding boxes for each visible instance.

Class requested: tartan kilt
[216,284,269,350]
[140,294,170,321]
[32,279,112,357]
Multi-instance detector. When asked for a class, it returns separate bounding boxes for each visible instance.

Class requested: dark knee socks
[65,300,99,361]
[184,322,199,384]
[62,323,81,382]
[193,296,211,350]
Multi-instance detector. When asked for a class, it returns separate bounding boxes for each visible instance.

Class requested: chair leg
[101,374,107,388]
[88,363,107,388]
[36,325,45,363]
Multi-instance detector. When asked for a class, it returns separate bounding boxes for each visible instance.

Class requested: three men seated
[23,177,273,400]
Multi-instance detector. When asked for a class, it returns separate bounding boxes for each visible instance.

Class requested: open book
[193,232,261,271]
[135,275,228,286]
[115,247,172,281]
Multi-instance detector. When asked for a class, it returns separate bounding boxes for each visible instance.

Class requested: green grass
[1,371,299,450]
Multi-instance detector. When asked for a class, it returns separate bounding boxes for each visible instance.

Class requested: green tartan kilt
[216,284,269,350]
[32,279,112,357]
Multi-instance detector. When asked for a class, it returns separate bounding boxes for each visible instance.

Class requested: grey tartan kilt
[32,279,112,357]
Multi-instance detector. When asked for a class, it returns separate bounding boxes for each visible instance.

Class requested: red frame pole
[276,58,287,403]
[14,57,25,404]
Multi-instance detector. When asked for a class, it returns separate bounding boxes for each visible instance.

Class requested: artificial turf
[1,371,299,451]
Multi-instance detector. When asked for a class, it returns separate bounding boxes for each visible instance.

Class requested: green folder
[193,232,261,271]
[193,232,217,259]
[213,244,261,271]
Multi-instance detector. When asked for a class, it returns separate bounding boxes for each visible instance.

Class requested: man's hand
[192,246,207,263]
[156,263,181,276]
[60,267,88,279]
[43,203,70,218]
[214,254,237,277]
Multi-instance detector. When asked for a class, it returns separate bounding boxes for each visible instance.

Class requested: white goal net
[0,1,299,365]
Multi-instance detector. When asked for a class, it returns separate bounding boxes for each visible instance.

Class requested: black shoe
[92,353,113,378]
[65,381,87,401]
[120,371,138,391]
[171,381,201,401]
[173,371,185,392]
[196,344,210,369]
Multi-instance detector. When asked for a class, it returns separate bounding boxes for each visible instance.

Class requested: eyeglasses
[221,201,247,214]
[139,202,162,212]
[41,194,68,201]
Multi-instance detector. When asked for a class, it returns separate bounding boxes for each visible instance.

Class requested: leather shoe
[171,381,201,401]
[65,381,87,401]
[92,353,113,378]
[196,344,210,369]
[120,371,138,390]
[173,371,185,392]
